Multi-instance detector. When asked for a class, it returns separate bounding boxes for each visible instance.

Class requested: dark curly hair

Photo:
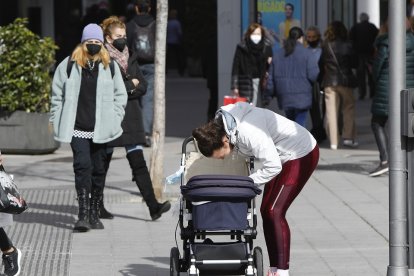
[192,118,226,157]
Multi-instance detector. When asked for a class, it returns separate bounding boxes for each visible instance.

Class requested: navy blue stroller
[169,137,263,276]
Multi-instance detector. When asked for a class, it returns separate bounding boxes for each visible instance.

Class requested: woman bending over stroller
[192,102,319,276]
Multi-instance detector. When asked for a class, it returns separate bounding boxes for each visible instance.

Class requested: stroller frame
[170,137,263,276]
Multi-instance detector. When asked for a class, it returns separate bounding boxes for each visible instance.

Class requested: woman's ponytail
[283,27,304,57]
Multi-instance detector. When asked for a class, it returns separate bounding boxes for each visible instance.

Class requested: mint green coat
[50,57,127,143]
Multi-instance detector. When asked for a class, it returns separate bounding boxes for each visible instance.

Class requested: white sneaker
[369,162,389,177]
[330,145,337,150]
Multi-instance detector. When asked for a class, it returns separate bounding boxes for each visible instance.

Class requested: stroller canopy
[181,175,262,202]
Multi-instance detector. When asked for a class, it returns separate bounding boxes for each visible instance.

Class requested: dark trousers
[0,228,12,251]
[371,115,388,163]
[70,137,107,192]
[167,43,186,76]
[357,54,375,99]
[309,83,327,142]
[284,108,308,127]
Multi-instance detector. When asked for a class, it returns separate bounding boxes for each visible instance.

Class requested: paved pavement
[0,74,410,275]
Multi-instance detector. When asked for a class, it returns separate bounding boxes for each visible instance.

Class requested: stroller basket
[192,242,247,273]
[181,175,261,230]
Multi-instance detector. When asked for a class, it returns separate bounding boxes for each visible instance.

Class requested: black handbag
[328,43,358,88]
[0,165,28,214]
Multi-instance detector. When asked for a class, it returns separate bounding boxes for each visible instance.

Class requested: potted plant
[0,18,59,154]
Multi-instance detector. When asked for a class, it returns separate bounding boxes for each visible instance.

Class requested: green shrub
[0,18,58,113]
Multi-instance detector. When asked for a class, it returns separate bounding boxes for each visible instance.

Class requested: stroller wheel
[170,247,180,275]
[253,247,263,276]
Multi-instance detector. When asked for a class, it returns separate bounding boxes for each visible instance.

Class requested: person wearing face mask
[265,27,319,127]
[305,26,327,144]
[231,22,273,106]
[50,23,128,232]
[100,16,171,221]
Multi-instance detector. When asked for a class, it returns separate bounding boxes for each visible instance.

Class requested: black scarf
[246,38,266,78]
[246,38,265,56]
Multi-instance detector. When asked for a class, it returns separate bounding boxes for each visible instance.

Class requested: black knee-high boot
[126,150,171,220]
[90,187,104,229]
[99,152,114,219]
[74,187,90,232]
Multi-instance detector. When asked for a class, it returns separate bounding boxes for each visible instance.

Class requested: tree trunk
[150,0,168,199]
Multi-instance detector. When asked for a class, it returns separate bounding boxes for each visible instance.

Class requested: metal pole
[387,0,408,275]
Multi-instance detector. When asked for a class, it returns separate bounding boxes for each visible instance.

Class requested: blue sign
[257,0,302,49]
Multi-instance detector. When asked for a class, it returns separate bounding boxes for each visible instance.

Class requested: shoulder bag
[327,42,358,88]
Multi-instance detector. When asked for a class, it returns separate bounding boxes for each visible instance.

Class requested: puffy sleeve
[50,57,69,123]
[241,129,281,184]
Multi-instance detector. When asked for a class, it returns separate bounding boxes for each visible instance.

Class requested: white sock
[277,269,289,276]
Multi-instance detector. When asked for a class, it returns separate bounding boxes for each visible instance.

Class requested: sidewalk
[0,76,403,275]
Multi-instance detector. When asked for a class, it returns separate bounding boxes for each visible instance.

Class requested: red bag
[223,96,248,106]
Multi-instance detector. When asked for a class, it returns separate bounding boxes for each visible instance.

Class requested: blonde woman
[50,24,127,232]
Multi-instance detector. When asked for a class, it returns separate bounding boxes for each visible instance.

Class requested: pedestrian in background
[266,27,319,127]
[231,22,273,106]
[0,153,21,276]
[369,18,414,176]
[126,0,156,147]
[349,12,378,100]
[50,23,127,232]
[167,9,186,76]
[320,21,358,150]
[101,16,171,220]
[306,26,327,143]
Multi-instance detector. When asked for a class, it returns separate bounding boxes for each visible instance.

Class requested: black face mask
[86,44,102,56]
[112,38,127,52]
[307,40,319,48]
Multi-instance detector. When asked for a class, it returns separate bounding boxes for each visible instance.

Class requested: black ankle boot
[90,188,104,229]
[74,188,91,232]
[150,201,171,221]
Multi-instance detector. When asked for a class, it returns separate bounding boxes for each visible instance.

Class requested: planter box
[0,111,60,154]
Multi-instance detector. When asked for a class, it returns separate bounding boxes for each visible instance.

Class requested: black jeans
[70,137,107,192]
[371,115,388,163]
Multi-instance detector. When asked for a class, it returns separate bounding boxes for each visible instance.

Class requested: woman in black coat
[101,16,170,221]
[319,21,358,150]
[231,22,273,106]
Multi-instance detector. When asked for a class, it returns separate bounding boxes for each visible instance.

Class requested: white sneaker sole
[369,167,389,177]
[14,247,21,276]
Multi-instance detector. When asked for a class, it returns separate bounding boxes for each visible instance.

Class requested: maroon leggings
[260,145,319,269]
